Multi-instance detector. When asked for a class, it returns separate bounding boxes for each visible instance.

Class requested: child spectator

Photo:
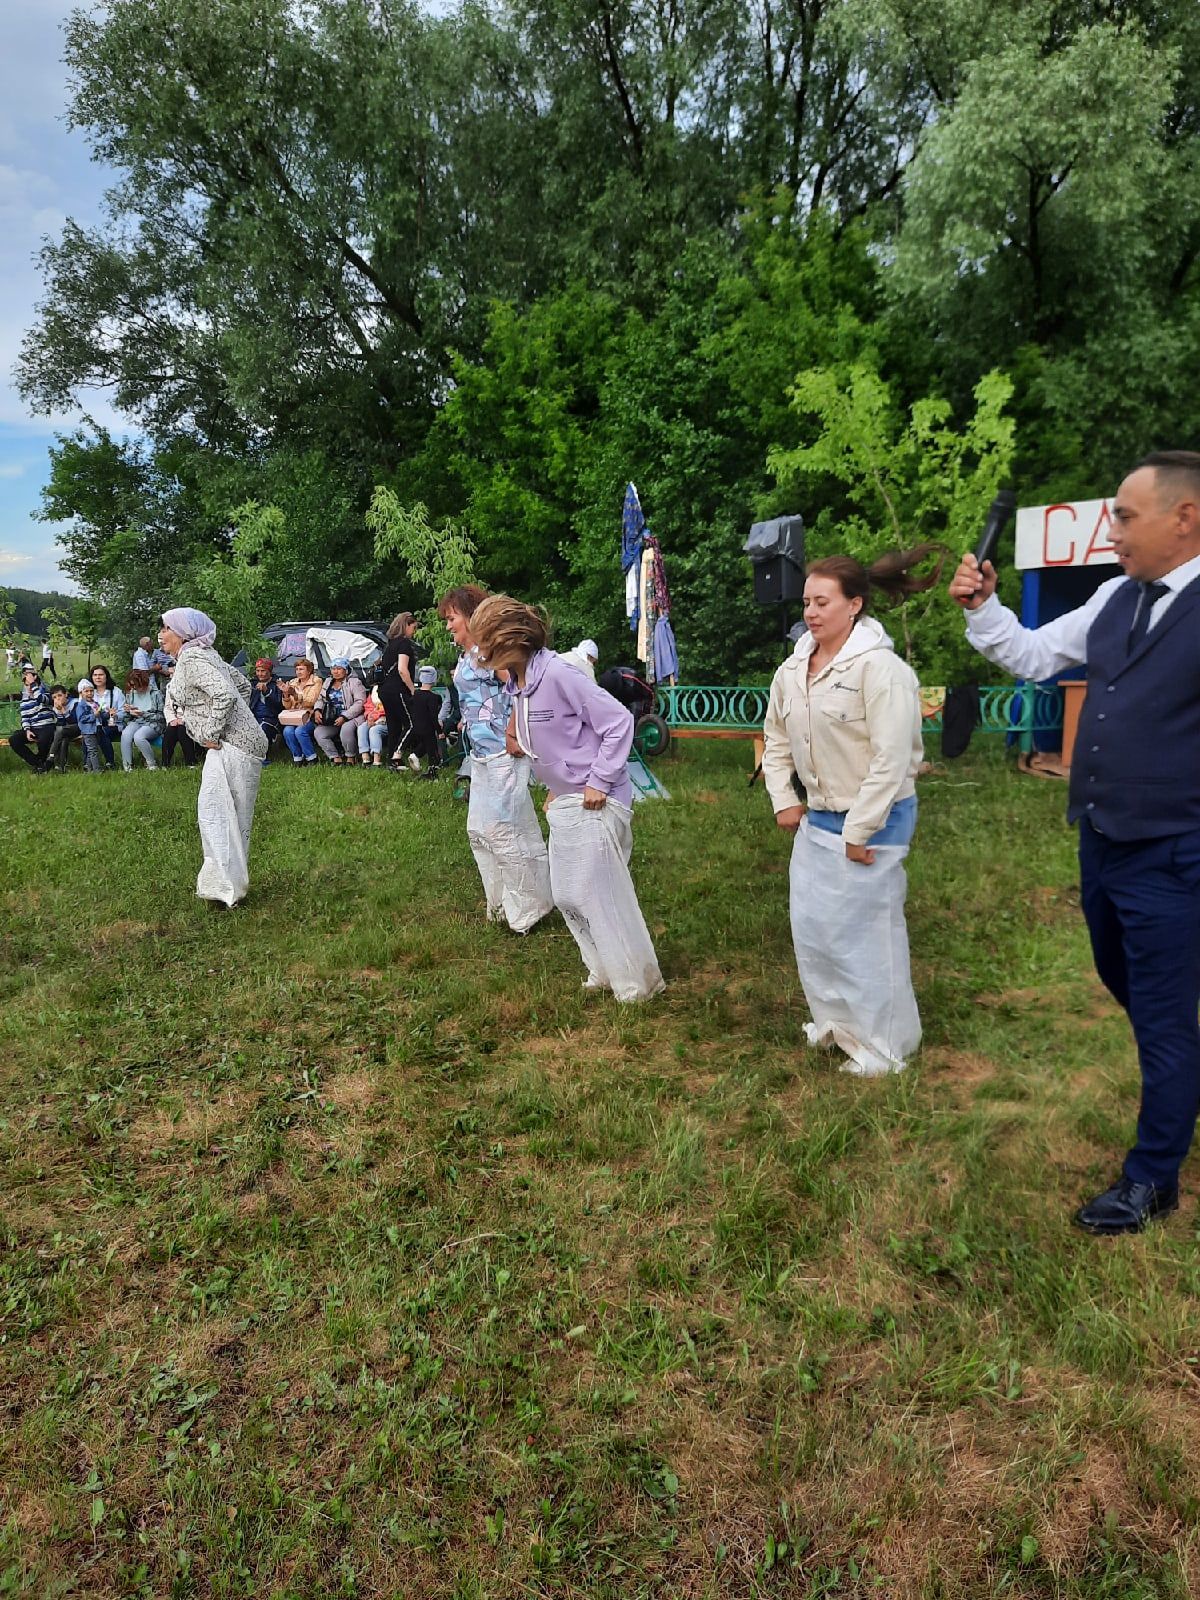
[48,685,81,771]
[404,665,443,779]
[73,679,107,773]
[357,687,388,766]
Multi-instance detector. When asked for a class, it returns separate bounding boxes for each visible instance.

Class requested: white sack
[547,794,664,1002]
[196,743,262,907]
[466,752,553,933]
[789,818,919,1075]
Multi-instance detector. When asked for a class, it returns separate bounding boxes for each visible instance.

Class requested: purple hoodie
[510,649,634,807]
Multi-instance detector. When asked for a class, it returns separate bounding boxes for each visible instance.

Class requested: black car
[231,621,390,684]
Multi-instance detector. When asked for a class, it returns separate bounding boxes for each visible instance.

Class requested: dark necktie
[1127,581,1169,654]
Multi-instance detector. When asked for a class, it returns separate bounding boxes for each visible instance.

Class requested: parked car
[231,621,390,684]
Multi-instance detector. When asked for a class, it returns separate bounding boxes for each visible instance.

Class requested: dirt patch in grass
[1037,1439,1134,1568]
[320,1068,377,1112]
[91,918,158,949]
[124,1088,257,1156]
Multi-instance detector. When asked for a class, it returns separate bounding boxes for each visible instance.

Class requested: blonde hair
[470,595,550,668]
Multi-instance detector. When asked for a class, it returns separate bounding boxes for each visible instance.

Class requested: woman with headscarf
[248,658,284,759]
[159,607,268,907]
[313,658,367,764]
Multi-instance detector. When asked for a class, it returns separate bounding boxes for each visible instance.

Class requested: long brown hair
[387,611,416,639]
[806,545,945,612]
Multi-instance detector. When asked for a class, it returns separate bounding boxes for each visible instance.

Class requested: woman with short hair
[279,658,324,764]
[160,608,268,906]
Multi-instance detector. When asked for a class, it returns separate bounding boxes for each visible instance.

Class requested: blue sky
[0,0,118,595]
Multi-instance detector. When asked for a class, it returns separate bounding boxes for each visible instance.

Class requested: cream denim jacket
[762,617,923,846]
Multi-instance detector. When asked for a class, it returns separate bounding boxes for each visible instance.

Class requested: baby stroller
[597,666,671,757]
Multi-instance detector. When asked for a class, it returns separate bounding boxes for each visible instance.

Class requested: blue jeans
[806,795,918,848]
[282,721,318,761]
[1079,821,1200,1189]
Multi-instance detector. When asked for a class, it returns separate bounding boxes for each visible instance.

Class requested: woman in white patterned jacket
[160,608,268,907]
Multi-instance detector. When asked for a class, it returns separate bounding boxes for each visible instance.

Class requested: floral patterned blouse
[164,647,268,758]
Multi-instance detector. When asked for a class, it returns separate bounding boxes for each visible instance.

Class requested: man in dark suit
[950,450,1200,1233]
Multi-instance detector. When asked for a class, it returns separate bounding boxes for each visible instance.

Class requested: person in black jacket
[248,658,284,760]
[378,611,420,770]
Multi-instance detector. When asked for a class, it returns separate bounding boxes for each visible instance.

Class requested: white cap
[579,638,598,660]
[77,678,93,692]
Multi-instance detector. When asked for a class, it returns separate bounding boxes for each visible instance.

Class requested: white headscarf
[162,607,217,654]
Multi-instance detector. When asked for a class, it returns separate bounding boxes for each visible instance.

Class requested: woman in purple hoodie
[470,596,664,1002]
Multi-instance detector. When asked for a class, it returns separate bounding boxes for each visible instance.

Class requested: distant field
[0,741,1195,1598]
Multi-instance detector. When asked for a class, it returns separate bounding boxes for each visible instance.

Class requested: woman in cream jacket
[762,548,941,1077]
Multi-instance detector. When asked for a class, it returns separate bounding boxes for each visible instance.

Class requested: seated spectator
[279,658,324,764]
[314,658,366,764]
[121,668,166,770]
[10,668,55,772]
[89,664,124,770]
[357,688,388,766]
[132,636,154,671]
[48,684,81,771]
[73,679,107,773]
[249,658,284,759]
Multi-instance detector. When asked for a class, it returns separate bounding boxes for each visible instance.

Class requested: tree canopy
[19,0,1200,674]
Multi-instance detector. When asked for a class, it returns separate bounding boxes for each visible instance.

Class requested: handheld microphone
[972,489,1016,571]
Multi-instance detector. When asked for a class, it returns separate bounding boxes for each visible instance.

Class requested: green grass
[1,741,1197,1598]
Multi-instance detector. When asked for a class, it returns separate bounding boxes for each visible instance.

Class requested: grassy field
[1,739,1197,1599]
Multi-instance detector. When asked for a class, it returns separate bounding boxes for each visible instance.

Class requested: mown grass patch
[1,742,1197,1597]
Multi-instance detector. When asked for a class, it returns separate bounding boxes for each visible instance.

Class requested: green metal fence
[656,683,1066,748]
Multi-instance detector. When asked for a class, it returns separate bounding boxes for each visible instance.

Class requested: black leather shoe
[1074,1176,1178,1235]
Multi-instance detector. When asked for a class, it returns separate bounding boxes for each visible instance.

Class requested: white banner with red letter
[1015,499,1119,571]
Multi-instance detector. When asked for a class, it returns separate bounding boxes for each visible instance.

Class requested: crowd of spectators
[6,625,460,777]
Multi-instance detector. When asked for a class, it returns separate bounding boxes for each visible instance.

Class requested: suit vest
[1068,573,1200,840]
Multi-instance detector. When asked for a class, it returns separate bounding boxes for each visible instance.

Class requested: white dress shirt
[964,549,1200,679]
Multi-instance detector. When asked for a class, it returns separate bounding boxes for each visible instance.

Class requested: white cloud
[0,463,24,478]
[0,549,34,566]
